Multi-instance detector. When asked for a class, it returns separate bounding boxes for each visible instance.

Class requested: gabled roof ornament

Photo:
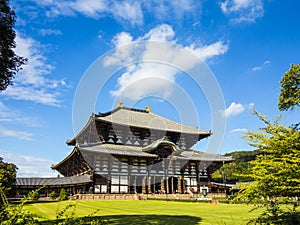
[145,106,151,112]
[116,102,123,108]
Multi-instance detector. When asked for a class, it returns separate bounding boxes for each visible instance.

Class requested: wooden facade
[49,106,232,195]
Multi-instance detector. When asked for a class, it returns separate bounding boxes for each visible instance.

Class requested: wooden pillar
[182,176,186,193]
[107,180,111,194]
[128,157,132,194]
[107,156,112,194]
[147,176,151,194]
[161,177,165,193]
[134,176,137,193]
[196,162,200,194]
[171,177,174,194]
[178,176,182,193]
[142,176,146,193]
[166,177,169,194]
[153,176,156,193]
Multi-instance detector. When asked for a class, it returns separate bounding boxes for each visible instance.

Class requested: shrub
[28,190,40,201]
[49,191,57,200]
[248,201,300,225]
[59,188,68,201]
[0,188,39,224]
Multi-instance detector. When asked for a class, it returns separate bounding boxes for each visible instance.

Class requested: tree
[0,0,27,91]
[0,157,17,197]
[238,111,300,202]
[278,64,300,111]
[0,157,17,218]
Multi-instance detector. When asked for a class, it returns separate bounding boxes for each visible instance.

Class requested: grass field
[24,200,261,225]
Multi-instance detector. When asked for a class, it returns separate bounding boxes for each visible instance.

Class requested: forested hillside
[211,150,261,183]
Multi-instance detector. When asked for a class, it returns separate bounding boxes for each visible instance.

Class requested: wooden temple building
[16,105,232,197]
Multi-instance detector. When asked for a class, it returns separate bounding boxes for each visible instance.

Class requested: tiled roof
[180,150,232,161]
[79,143,232,162]
[96,107,211,135]
[16,174,92,186]
[80,144,158,158]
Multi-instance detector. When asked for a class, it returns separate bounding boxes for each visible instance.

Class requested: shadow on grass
[40,214,201,225]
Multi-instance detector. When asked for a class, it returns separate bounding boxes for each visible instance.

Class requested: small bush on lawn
[59,188,68,201]
[28,190,40,201]
[49,191,57,200]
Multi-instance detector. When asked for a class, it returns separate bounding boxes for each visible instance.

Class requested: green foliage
[211,150,260,183]
[248,201,300,225]
[0,157,17,201]
[239,110,300,202]
[28,190,40,201]
[0,0,27,91]
[278,64,300,111]
[55,203,107,225]
[0,188,40,224]
[59,188,68,201]
[49,191,57,200]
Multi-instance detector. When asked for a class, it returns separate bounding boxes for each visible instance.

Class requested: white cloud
[105,24,228,101]
[0,126,33,141]
[143,0,201,21]
[248,102,255,108]
[230,128,247,133]
[0,150,57,177]
[186,41,229,61]
[251,60,271,72]
[30,0,203,26]
[0,101,40,126]
[2,33,68,106]
[39,29,62,36]
[33,0,143,25]
[223,102,245,118]
[220,0,264,23]
[252,66,262,72]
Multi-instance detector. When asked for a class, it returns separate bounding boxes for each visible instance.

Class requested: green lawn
[24,200,260,225]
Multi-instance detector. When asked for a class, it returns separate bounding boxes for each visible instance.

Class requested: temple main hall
[16,104,232,196]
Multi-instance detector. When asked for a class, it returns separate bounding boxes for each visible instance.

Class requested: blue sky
[1,0,299,177]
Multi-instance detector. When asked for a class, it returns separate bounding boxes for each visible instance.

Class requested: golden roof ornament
[145,106,151,112]
[117,102,123,108]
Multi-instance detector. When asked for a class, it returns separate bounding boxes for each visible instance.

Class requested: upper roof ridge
[96,106,149,117]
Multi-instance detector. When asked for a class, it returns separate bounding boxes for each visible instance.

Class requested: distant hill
[211,149,261,183]
[224,149,261,162]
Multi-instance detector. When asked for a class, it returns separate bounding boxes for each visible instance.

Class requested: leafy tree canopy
[278,64,300,111]
[0,0,26,91]
[238,111,300,202]
[0,157,17,197]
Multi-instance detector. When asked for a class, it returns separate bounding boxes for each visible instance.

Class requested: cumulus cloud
[220,0,264,23]
[223,102,245,118]
[105,24,228,101]
[2,33,68,106]
[0,150,57,177]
